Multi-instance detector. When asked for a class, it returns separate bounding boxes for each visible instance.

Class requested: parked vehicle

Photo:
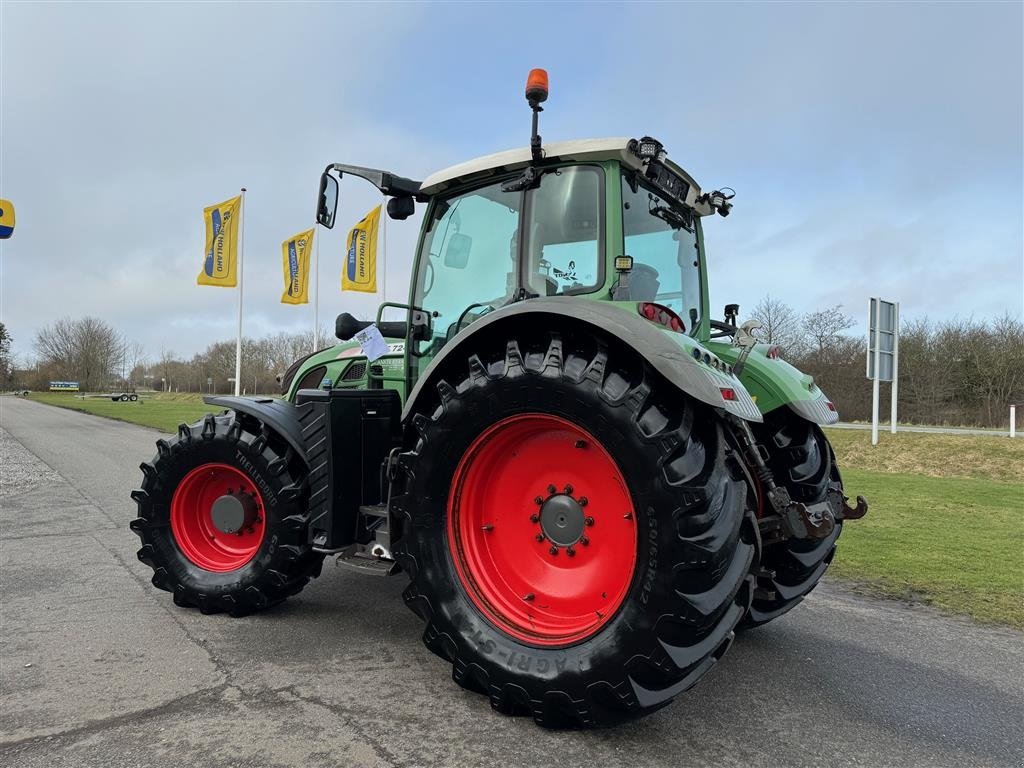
[132,70,867,728]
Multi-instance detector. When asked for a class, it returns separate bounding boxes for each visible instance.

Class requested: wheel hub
[210,491,258,534]
[539,494,584,546]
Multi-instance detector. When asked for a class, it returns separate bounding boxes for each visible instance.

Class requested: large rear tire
[130,412,324,616]
[394,328,756,727]
[742,413,842,628]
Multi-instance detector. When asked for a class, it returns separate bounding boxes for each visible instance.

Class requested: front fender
[402,299,762,423]
[705,342,839,426]
[203,396,308,462]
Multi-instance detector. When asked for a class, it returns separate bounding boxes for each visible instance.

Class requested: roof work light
[525,69,549,105]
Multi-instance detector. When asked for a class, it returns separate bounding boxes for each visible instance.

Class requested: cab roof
[419,137,708,213]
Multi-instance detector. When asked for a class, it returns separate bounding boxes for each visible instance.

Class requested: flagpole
[313,223,320,350]
[235,187,246,396]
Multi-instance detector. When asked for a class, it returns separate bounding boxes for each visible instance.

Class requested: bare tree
[802,304,856,357]
[34,316,121,391]
[0,322,12,386]
[749,295,804,354]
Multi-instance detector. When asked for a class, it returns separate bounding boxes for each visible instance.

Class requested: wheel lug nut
[534,496,544,505]
[535,533,545,542]
[579,497,588,507]
[580,536,589,546]
[530,513,540,523]
[523,593,535,602]
[584,516,594,527]
[623,512,633,520]
[547,484,557,494]
[574,439,587,449]
[549,546,558,556]
[564,484,573,495]
[481,524,494,532]
[567,547,576,557]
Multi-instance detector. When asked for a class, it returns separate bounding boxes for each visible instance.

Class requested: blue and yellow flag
[0,198,15,240]
[281,227,315,305]
[341,205,380,293]
[197,195,241,287]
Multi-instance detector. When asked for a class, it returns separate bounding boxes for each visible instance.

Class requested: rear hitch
[841,492,869,520]
[727,416,867,542]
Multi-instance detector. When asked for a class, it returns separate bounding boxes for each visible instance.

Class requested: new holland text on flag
[197,195,242,287]
[281,227,315,305]
[341,205,380,293]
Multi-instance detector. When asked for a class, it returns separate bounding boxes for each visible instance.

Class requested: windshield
[621,172,702,330]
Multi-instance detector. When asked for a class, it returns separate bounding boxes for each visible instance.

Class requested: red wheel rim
[447,414,637,647]
[170,463,267,572]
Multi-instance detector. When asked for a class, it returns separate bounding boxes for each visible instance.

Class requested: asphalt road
[1,396,1022,768]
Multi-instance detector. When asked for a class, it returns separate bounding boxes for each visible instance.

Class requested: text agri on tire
[131,70,868,728]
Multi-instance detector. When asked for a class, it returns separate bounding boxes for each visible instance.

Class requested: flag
[341,205,381,293]
[280,227,315,304]
[0,198,15,239]
[197,195,241,287]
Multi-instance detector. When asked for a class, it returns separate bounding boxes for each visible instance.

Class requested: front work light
[614,256,633,271]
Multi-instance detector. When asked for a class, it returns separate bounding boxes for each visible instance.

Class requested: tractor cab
[316,111,736,391]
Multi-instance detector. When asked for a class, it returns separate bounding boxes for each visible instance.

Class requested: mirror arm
[328,164,421,198]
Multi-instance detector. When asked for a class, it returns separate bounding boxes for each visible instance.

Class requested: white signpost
[867,297,900,446]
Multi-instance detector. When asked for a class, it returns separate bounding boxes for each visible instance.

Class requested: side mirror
[443,232,472,269]
[317,172,339,228]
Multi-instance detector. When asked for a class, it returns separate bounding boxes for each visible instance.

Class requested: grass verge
[830,468,1023,628]
[23,392,219,433]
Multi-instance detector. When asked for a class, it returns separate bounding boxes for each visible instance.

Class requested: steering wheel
[709,320,738,339]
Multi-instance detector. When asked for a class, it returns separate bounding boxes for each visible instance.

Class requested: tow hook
[840,493,869,519]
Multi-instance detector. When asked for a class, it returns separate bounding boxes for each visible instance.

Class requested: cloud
[1,1,1020,363]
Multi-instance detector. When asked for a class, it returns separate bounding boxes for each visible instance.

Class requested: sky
[1,1,1021,364]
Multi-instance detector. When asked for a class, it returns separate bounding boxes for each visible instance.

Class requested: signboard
[49,381,80,392]
[866,297,900,445]
[867,298,897,381]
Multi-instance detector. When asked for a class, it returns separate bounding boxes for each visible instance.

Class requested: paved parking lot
[2,396,1022,768]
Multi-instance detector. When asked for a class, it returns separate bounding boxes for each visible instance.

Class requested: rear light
[637,302,685,333]
[720,388,737,401]
[826,401,836,411]
[767,345,781,359]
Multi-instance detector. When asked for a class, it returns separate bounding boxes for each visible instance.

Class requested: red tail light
[637,302,685,333]
[720,388,737,401]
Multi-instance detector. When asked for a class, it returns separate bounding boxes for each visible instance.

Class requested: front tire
[394,329,756,727]
[742,413,842,628]
[130,412,324,616]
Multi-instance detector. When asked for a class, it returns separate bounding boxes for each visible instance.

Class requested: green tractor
[131,70,867,728]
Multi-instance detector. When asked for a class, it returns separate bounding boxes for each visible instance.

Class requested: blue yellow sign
[0,198,15,239]
[281,227,314,304]
[197,195,241,287]
[341,205,380,293]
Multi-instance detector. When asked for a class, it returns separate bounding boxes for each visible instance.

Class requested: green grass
[16,392,1023,626]
[830,468,1023,627]
[24,391,218,433]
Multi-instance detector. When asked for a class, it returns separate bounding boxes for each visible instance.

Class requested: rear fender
[401,299,762,423]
